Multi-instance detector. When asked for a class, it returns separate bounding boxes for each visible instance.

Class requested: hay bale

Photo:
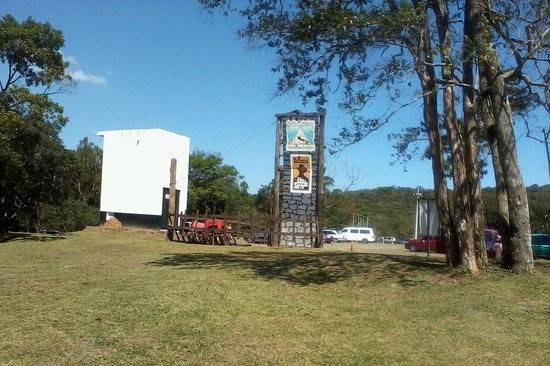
[103,217,123,230]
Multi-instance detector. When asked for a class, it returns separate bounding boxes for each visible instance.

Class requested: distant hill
[324,185,550,239]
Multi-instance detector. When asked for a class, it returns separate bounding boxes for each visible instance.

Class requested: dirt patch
[102,218,123,230]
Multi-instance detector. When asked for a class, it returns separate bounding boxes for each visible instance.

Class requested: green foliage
[323,185,550,238]
[26,198,100,233]
[41,138,103,232]
[0,15,100,233]
[68,137,102,207]
[188,151,253,214]
[484,185,550,233]
[324,186,417,239]
[0,110,70,231]
[253,181,273,214]
[0,108,102,232]
[0,15,67,91]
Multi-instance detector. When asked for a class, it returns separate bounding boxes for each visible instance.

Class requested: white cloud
[64,55,78,66]
[68,69,107,85]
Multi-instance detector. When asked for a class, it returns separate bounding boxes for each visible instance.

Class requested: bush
[33,199,100,232]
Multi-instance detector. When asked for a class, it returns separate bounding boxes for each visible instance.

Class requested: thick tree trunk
[463,0,487,269]
[476,0,533,273]
[487,74,533,272]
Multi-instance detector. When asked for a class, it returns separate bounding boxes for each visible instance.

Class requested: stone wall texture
[278,115,321,247]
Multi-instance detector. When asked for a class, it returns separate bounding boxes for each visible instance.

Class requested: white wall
[98,129,190,216]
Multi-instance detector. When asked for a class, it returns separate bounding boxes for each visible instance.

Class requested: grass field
[1,228,549,365]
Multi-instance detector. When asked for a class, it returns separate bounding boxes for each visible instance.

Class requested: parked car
[339,227,376,243]
[383,236,396,243]
[405,229,505,256]
[532,233,550,259]
[323,229,344,242]
[405,236,446,253]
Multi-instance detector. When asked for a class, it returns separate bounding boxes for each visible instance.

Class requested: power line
[174,119,277,184]
[222,120,276,157]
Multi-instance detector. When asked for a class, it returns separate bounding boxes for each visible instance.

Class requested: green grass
[1,228,549,365]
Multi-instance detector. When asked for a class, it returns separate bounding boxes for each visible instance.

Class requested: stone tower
[272,111,325,247]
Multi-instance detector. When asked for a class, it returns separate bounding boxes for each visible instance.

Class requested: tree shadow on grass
[0,232,66,243]
[148,251,448,287]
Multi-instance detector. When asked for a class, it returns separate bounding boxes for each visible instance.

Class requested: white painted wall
[97,129,190,216]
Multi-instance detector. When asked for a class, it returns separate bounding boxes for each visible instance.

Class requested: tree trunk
[479,74,511,263]
[487,74,533,272]
[462,0,487,269]
[545,129,550,180]
[410,4,456,266]
[477,0,533,273]
[433,0,476,271]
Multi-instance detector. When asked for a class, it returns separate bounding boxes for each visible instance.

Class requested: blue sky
[2,0,548,192]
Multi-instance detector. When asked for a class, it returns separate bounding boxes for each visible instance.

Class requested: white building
[97,128,190,227]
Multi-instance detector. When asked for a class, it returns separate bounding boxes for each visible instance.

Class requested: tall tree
[473,0,548,272]
[0,15,70,232]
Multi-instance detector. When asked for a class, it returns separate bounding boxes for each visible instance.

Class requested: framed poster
[290,154,312,194]
[286,119,315,151]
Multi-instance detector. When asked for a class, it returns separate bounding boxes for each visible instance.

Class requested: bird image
[297,135,309,143]
[291,127,311,145]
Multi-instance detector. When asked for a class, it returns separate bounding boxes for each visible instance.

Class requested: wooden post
[271,119,282,246]
[167,158,177,241]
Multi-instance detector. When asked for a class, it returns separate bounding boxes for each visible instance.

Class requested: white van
[340,227,376,243]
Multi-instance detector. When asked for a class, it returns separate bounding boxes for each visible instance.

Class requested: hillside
[324,185,550,239]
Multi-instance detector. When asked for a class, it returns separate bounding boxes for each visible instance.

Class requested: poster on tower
[286,119,315,151]
[290,154,312,194]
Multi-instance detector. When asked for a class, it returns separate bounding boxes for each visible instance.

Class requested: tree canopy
[187,151,253,214]
[0,15,100,233]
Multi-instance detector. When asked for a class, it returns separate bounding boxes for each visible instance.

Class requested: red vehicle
[405,236,446,253]
[405,229,502,257]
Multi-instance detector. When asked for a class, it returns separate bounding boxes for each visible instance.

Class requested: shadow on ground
[0,232,66,243]
[148,250,448,286]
